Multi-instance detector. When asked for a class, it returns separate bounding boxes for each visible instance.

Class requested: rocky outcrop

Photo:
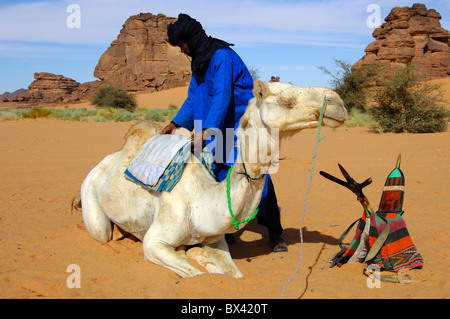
[2,13,192,105]
[11,72,80,103]
[354,3,450,79]
[66,80,104,103]
[94,13,191,92]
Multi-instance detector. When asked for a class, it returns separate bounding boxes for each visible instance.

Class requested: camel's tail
[71,193,82,212]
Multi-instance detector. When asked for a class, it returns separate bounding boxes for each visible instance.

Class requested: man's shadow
[228,219,339,260]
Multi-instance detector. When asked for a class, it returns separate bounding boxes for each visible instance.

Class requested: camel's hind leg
[80,171,113,243]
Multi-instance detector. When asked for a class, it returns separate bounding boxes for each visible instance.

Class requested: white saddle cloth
[127,134,191,186]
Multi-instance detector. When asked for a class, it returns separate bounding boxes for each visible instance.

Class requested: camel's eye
[277,89,298,109]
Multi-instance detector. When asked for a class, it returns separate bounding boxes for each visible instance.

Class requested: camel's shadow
[228,220,339,260]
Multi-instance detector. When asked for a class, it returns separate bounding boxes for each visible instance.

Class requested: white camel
[72,80,347,278]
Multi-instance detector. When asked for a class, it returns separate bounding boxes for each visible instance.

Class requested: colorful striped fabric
[367,166,423,271]
[377,166,404,213]
[369,212,423,271]
[330,161,423,272]
[330,213,367,268]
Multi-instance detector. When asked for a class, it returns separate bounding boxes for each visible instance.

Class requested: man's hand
[191,130,209,154]
[160,122,177,135]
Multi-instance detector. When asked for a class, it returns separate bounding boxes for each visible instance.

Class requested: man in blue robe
[161,13,287,252]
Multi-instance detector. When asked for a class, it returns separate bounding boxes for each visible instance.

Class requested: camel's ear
[253,80,270,101]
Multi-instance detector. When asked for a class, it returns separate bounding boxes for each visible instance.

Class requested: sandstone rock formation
[67,80,103,103]
[11,72,80,103]
[94,13,191,92]
[354,3,450,79]
[1,13,192,105]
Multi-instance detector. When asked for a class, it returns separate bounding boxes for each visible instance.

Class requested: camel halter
[226,165,259,230]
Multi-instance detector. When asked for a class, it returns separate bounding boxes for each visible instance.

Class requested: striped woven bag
[322,155,423,282]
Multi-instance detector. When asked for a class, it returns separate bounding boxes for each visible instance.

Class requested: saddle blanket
[125,134,215,193]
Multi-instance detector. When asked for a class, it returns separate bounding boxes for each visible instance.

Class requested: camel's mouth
[322,117,345,128]
[312,107,347,128]
[320,98,348,128]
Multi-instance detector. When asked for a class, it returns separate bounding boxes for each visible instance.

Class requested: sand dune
[430,77,450,107]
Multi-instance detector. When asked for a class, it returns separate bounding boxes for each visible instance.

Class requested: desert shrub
[92,107,115,122]
[143,105,179,122]
[20,107,54,119]
[112,109,140,122]
[91,86,137,111]
[92,115,109,122]
[162,104,178,122]
[370,65,448,133]
[343,108,377,127]
[247,65,261,80]
[52,108,98,121]
[0,109,21,121]
[318,59,378,111]
[144,109,166,122]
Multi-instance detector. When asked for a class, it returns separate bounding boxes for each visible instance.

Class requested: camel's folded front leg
[143,236,204,278]
[203,236,244,278]
[186,246,223,274]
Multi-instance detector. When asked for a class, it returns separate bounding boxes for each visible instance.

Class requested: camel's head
[249,80,347,132]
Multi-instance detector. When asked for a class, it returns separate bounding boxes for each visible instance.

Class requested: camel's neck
[235,102,279,179]
[225,162,266,231]
[224,102,279,229]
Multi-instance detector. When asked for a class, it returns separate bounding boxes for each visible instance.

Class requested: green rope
[226,165,259,230]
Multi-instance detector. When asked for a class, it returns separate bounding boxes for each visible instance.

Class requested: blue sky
[1,0,449,93]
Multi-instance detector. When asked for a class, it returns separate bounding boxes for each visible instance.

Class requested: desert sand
[0,82,449,300]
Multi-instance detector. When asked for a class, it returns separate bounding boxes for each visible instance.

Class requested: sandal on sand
[270,234,288,252]
[271,240,288,252]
